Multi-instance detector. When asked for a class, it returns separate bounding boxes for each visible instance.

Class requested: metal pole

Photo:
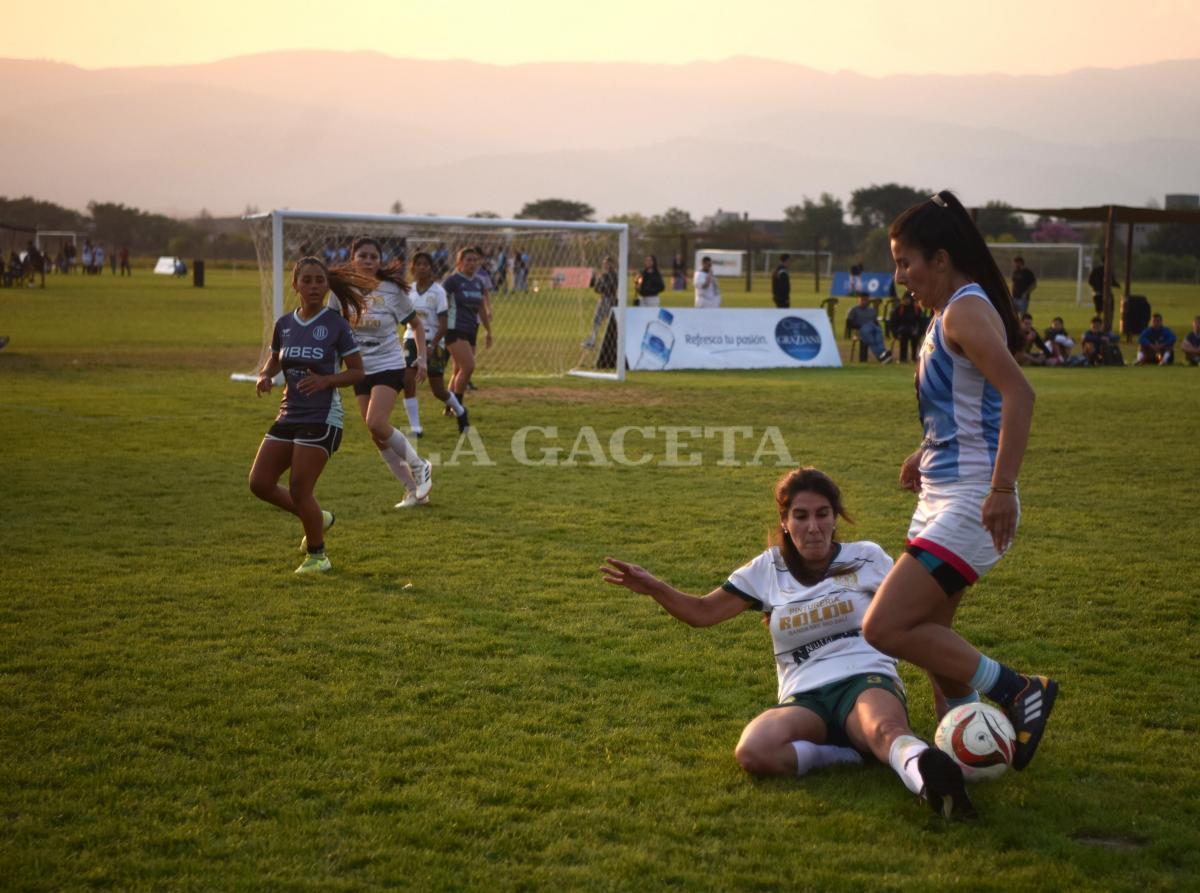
[1124,220,1134,299]
[1102,206,1115,332]
[744,212,752,293]
[814,236,821,294]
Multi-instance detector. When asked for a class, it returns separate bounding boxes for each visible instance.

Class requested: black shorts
[444,329,477,348]
[353,369,406,397]
[404,339,449,376]
[265,421,343,456]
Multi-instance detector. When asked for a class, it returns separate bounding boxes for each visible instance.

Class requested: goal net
[758,249,833,277]
[240,210,629,381]
[986,242,1085,305]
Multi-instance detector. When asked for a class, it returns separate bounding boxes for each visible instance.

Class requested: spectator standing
[583,257,619,348]
[109,246,117,275]
[64,241,76,273]
[771,254,791,308]
[846,293,893,363]
[1136,313,1177,365]
[82,241,93,275]
[1182,316,1200,366]
[119,246,131,276]
[512,247,529,292]
[93,244,106,276]
[634,255,665,308]
[889,292,925,362]
[1010,256,1037,316]
[671,253,686,291]
[1088,260,1118,315]
[24,242,44,288]
[693,256,721,308]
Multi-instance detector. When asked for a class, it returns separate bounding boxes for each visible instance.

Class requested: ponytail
[889,190,1022,352]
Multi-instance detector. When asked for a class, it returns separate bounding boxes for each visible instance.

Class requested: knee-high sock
[444,392,465,417]
[403,397,421,432]
[888,734,928,795]
[792,740,862,777]
[379,446,416,491]
[386,428,422,465]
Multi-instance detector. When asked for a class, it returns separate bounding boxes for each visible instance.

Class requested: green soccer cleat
[299,510,335,553]
[294,553,331,574]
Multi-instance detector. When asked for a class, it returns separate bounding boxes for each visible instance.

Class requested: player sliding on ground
[401,251,469,439]
[333,237,434,510]
[602,467,975,820]
[861,191,1058,770]
[249,257,368,574]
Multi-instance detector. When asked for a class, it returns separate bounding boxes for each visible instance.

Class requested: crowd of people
[0,239,132,286]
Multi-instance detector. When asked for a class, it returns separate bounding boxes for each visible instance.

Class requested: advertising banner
[624,307,842,370]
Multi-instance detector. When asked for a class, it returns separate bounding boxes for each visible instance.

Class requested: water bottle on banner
[638,308,676,370]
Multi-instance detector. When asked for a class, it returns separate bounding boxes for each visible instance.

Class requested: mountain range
[1,52,1197,220]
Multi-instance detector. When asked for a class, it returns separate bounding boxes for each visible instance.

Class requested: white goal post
[986,242,1085,306]
[240,209,629,381]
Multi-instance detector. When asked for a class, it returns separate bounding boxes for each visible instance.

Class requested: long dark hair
[768,467,855,585]
[292,256,372,324]
[889,190,1022,352]
[349,235,408,292]
[644,254,659,272]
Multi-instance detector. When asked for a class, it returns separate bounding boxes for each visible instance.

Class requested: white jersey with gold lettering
[724,541,899,701]
[329,280,415,374]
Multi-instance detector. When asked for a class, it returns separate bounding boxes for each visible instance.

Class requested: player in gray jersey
[249,257,369,575]
[602,468,975,820]
[337,237,433,509]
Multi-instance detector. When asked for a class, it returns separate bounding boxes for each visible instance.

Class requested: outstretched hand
[601,557,663,597]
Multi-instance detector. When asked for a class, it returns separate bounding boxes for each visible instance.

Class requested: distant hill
[1,52,1196,218]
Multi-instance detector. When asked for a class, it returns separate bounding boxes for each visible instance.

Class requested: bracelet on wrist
[989,486,1016,494]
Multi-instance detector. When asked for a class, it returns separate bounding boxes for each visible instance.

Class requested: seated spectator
[888,291,925,362]
[1182,315,1200,367]
[1043,317,1076,363]
[1081,317,1117,366]
[1137,313,1177,366]
[846,293,893,363]
[1016,313,1052,366]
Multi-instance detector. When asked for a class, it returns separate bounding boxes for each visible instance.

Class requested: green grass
[1,271,1198,891]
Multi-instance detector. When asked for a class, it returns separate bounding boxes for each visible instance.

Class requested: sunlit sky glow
[11,0,1200,76]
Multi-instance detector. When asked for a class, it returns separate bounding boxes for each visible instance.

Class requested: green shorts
[776,673,907,748]
[404,339,448,376]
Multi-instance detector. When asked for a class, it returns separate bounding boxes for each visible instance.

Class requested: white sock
[403,397,421,432]
[379,446,417,491]
[888,734,929,795]
[791,740,863,777]
[386,428,422,466]
[444,393,465,417]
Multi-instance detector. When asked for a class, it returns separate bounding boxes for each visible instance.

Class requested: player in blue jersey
[338,236,434,510]
[442,246,493,414]
[861,191,1058,771]
[603,468,974,819]
[250,257,369,574]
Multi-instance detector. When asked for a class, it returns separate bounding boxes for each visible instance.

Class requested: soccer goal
[986,242,1085,306]
[240,210,630,381]
[758,249,833,277]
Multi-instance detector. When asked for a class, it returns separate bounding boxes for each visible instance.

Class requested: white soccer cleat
[413,460,433,500]
[394,492,431,509]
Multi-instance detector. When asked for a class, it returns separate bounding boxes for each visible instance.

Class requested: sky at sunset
[11,0,1200,76]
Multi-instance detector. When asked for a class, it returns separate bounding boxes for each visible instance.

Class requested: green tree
[849,183,928,228]
[974,201,1026,240]
[390,200,404,215]
[1147,223,1200,257]
[468,211,501,219]
[647,207,696,235]
[782,194,850,254]
[515,198,595,221]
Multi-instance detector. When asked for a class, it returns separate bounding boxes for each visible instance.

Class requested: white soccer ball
[934,702,1016,782]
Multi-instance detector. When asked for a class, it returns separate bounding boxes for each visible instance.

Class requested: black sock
[987,666,1026,706]
[308,543,324,555]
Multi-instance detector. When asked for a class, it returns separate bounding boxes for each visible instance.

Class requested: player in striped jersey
[333,237,433,509]
[249,257,369,574]
[862,191,1058,771]
[603,468,975,819]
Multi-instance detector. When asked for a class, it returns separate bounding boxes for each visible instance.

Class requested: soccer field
[2,270,1198,891]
